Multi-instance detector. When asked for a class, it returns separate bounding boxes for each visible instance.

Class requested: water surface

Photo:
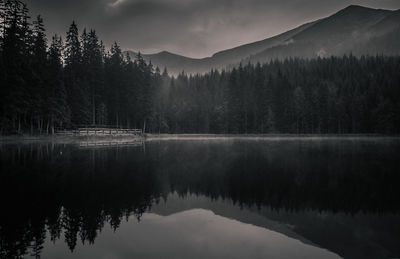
[1,137,399,259]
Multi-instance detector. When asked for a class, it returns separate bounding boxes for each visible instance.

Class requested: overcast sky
[26,0,400,58]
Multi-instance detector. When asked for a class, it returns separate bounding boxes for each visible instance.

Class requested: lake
[1,136,400,259]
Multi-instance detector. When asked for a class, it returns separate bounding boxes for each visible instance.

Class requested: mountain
[125,21,316,75]
[208,20,316,67]
[125,5,400,75]
[247,5,399,63]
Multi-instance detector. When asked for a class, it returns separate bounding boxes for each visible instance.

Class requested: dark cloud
[26,0,400,58]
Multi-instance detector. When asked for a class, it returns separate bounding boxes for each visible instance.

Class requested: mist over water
[1,137,400,258]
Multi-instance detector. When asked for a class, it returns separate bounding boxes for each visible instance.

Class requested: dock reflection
[78,140,144,148]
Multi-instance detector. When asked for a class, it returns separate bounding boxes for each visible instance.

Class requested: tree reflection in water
[0,138,399,258]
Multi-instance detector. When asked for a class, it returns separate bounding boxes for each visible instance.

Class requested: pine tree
[82,29,103,125]
[104,42,124,127]
[31,15,47,133]
[135,52,154,132]
[1,0,31,133]
[64,21,90,125]
[122,52,137,128]
[47,34,70,133]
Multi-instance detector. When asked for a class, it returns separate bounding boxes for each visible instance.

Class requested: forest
[1,0,400,134]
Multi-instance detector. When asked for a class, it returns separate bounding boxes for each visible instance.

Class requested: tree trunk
[92,94,96,125]
[18,117,21,134]
[37,118,42,135]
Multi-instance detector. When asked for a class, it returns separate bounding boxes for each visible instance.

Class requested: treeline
[1,1,400,135]
[0,0,155,134]
[159,56,400,134]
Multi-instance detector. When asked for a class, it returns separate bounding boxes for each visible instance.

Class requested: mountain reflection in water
[0,138,399,259]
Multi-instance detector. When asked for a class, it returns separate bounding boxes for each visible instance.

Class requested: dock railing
[56,127,142,136]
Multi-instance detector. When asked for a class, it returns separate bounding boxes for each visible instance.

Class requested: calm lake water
[1,137,400,259]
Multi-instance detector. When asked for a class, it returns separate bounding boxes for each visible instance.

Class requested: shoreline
[0,134,144,144]
[1,133,399,144]
[145,133,400,141]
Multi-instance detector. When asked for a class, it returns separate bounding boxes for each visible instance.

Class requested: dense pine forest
[1,0,400,135]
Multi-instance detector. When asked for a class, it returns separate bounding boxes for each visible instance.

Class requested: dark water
[1,137,400,259]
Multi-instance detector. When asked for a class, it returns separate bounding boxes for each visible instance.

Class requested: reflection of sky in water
[39,208,340,259]
[3,138,398,259]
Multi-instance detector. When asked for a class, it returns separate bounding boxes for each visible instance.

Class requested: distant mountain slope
[125,5,400,75]
[142,51,207,74]
[125,20,317,75]
[247,5,399,63]
[360,9,400,55]
[209,21,317,66]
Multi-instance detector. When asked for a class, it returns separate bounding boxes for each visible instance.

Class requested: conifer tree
[48,34,70,133]
[64,21,90,125]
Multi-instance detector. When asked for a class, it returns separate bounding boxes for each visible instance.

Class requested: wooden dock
[56,127,143,136]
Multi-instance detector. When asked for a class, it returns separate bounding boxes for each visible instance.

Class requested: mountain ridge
[125,5,400,75]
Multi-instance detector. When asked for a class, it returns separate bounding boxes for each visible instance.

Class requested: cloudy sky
[26,0,400,58]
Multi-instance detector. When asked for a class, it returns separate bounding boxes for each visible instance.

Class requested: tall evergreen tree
[135,53,154,132]
[64,21,90,125]
[47,34,70,133]
[30,15,47,133]
[1,0,31,133]
[82,29,103,125]
[104,42,124,127]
